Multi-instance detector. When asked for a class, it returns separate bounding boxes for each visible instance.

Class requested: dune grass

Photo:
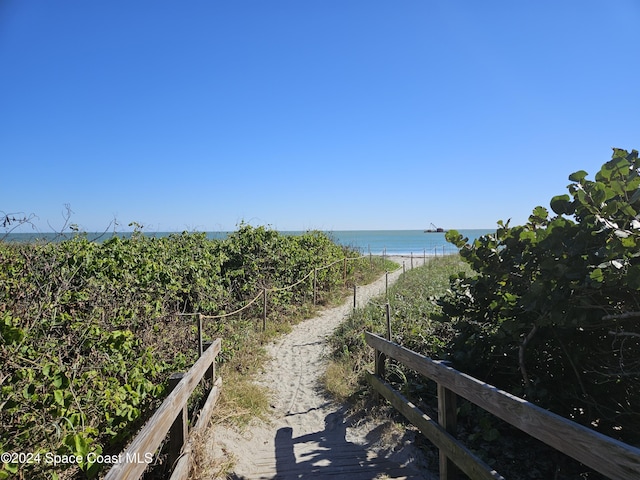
[324,254,470,403]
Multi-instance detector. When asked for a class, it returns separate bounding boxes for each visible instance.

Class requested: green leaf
[569,170,589,182]
[550,194,574,215]
[445,230,467,248]
[590,268,604,283]
[53,390,65,406]
[621,236,637,248]
[1,313,24,345]
[64,433,89,457]
[532,206,548,219]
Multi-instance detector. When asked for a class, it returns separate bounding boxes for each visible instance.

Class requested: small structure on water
[424,223,447,233]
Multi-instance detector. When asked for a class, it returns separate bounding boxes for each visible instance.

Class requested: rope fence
[175,255,402,340]
[191,255,364,321]
[174,250,442,354]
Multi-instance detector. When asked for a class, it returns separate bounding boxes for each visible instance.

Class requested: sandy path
[204,256,435,479]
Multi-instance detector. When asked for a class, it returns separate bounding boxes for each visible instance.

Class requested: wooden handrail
[104,338,222,480]
[365,332,640,480]
[366,372,503,480]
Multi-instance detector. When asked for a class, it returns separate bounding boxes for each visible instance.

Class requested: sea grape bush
[444,148,640,444]
[219,224,347,310]
[0,226,365,479]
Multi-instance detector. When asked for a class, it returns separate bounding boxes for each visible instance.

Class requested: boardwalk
[247,411,425,479]
[206,257,436,480]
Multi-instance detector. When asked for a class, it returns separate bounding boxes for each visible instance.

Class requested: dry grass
[190,366,271,479]
[321,358,362,403]
[211,368,271,427]
[190,427,236,480]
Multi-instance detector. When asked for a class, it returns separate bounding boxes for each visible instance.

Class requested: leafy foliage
[328,257,607,478]
[443,148,640,444]
[327,256,469,396]
[0,226,377,479]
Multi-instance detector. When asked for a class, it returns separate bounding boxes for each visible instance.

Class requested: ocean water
[2,229,495,256]
[326,229,494,255]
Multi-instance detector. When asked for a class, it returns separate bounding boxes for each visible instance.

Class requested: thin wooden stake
[353,284,357,310]
[313,269,317,305]
[197,314,203,358]
[343,258,347,283]
[263,288,267,331]
[385,271,388,299]
[386,302,391,341]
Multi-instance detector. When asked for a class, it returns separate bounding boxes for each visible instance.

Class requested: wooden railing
[365,332,640,480]
[104,338,222,480]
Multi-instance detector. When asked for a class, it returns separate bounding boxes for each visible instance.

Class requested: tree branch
[602,311,640,321]
[519,324,538,388]
[608,330,640,339]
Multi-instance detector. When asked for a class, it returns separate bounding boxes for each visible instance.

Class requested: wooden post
[385,271,389,299]
[385,302,391,342]
[403,261,406,274]
[375,304,393,398]
[169,373,188,468]
[438,381,459,480]
[353,284,357,310]
[373,349,385,404]
[263,289,267,331]
[343,258,347,283]
[313,269,317,305]
[197,314,203,358]
[374,348,386,390]
[411,252,414,270]
[203,341,215,386]
[424,248,426,264]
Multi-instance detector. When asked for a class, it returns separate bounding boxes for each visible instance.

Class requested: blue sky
[2,1,639,233]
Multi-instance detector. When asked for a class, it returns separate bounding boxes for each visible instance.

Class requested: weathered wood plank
[104,338,222,480]
[366,372,504,480]
[170,377,222,480]
[365,332,640,480]
[168,373,188,468]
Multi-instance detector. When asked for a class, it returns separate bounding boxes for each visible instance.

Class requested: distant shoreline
[2,229,495,257]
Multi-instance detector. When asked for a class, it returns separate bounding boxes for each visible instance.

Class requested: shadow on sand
[229,407,425,479]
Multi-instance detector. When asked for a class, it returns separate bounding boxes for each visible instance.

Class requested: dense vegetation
[327,149,639,478]
[327,257,609,478]
[0,224,388,479]
[444,148,640,445]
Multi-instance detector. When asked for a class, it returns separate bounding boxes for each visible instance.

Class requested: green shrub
[0,226,376,478]
[443,148,640,444]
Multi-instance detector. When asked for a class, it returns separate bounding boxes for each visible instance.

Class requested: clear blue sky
[2,1,639,233]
